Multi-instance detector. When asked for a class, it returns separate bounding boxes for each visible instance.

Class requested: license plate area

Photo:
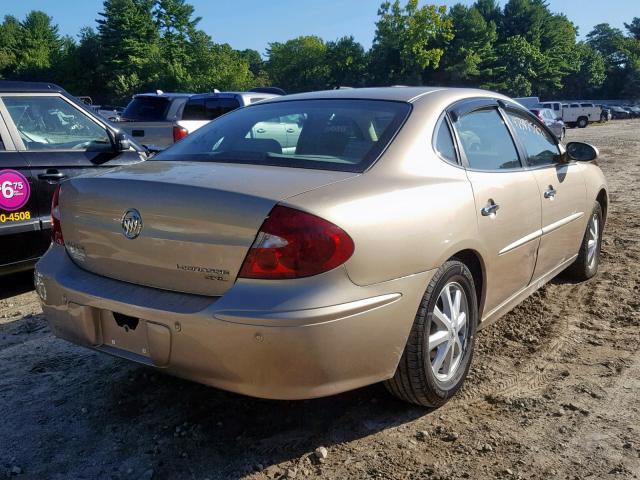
[100,310,150,358]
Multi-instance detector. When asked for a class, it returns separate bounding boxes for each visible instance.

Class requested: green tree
[624,17,640,41]
[266,36,329,92]
[485,35,546,96]
[97,0,161,101]
[325,36,367,88]
[0,16,21,77]
[154,0,200,89]
[369,0,453,85]
[561,42,606,98]
[436,4,496,86]
[16,11,62,78]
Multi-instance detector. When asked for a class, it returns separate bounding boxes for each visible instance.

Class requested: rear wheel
[577,117,588,128]
[385,260,478,407]
[565,202,602,281]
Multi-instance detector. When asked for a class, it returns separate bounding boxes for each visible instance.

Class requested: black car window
[434,116,457,164]
[506,110,560,167]
[455,108,521,171]
[2,96,111,152]
[182,99,206,120]
[204,98,241,120]
[122,96,170,121]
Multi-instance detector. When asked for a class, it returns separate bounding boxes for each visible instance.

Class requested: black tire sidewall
[421,262,478,399]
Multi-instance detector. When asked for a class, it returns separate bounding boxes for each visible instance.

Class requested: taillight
[238,206,354,279]
[51,184,64,245]
[173,125,188,142]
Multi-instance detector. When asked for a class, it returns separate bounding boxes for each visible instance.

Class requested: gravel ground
[1,120,639,480]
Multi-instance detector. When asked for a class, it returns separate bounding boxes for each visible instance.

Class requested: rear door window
[122,96,170,121]
[454,108,521,171]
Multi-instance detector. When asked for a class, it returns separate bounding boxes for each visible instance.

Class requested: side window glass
[182,99,206,120]
[434,117,457,164]
[506,110,560,167]
[455,108,521,170]
[2,96,110,151]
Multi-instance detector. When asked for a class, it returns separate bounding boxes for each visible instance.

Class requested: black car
[0,81,146,274]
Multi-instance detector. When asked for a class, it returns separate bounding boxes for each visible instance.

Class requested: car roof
[0,80,67,93]
[188,92,280,101]
[258,86,517,106]
[133,92,195,99]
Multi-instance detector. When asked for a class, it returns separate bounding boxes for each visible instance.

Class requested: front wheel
[577,117,588,128]
[565,202,603,281]
[385,260,478,407]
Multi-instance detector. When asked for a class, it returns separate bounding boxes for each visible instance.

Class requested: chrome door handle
[481,202,500,216]
[544,187,557,199]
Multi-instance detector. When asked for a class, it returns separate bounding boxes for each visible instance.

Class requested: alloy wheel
[587,213,599,269]
[429,282,470,382]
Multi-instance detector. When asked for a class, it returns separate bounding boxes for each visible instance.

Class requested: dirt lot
[1,120,639,480]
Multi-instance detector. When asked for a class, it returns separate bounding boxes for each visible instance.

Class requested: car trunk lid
[59,161,357,296]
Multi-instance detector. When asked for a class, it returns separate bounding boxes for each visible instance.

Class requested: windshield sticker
[0,170,31,212]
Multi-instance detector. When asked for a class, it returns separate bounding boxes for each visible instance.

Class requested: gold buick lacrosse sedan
[35,87,607,407]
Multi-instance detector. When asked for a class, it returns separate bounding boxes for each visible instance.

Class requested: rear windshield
[122,96,170,121]
[182,97,241,121]
[154,99,411,173]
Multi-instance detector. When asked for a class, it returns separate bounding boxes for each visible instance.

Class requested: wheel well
[451,250,485,318]
[596,189,608,223]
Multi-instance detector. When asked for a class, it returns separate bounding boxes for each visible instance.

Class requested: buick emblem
[121,208,143,239]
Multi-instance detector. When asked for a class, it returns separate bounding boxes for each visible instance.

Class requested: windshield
[154,99,410,172]
[122,96,170,121]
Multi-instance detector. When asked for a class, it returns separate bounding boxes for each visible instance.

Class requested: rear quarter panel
[284,93,482,286]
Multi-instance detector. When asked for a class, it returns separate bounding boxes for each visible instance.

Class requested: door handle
[38,171,66,182]
[256,128,266,134]
[544,186,557,199]
[481,201,500,216]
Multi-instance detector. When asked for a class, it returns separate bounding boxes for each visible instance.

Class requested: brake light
[173,125,188,142]
[51,184,64,245]
[238,206,354,279]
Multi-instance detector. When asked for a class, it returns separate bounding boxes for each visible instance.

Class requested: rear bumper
[36,245,433,400]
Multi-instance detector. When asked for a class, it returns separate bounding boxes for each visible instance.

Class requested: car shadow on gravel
[0,270,34,300]
[80,361,428,478]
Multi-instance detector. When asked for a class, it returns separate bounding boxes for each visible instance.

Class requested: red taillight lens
[173,125,188,142]
[51,184,64,245]
[238,206,354,279]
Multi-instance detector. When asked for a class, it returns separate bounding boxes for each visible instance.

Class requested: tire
[565,202,603,281]
[577,117,588,128]
[385,260,478,407]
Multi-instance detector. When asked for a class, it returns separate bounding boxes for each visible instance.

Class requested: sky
[3,0,638,54]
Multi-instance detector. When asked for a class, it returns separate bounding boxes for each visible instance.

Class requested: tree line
[0,0,638,104]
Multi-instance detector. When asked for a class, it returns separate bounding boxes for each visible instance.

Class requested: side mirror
[566,142,598,162]
[112,130,131,152]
